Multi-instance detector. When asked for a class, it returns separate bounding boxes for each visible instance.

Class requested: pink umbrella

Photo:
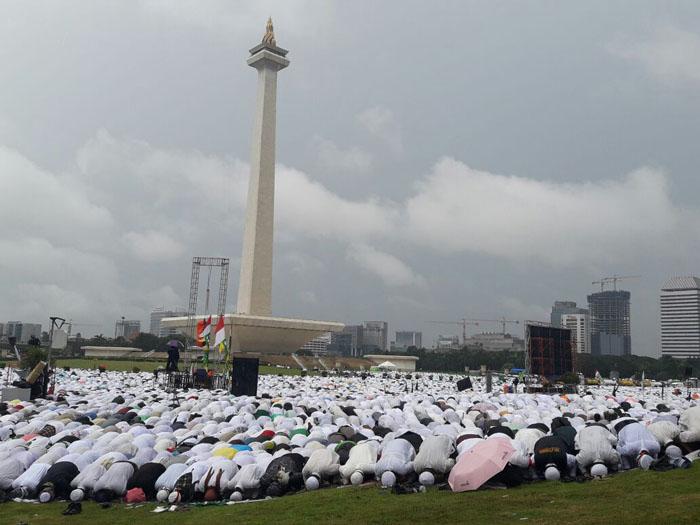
[448,437,514,492]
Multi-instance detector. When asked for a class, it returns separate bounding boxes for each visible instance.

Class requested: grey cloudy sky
[2,1,700,356]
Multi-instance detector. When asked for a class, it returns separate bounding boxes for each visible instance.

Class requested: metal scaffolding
[186,257,230,347]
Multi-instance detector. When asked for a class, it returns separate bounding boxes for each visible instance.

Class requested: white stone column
[236,37,289,316]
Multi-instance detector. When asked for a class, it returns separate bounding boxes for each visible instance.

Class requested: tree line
[397,346,698,380]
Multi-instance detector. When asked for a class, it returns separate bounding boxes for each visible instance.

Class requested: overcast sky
[2,1,700,356]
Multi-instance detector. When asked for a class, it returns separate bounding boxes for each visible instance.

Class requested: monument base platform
[160,313,344,354]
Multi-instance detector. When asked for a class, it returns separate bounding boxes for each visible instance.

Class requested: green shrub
[558,372,580,385]
[21,346,47,370]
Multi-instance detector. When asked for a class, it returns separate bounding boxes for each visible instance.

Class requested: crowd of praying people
[0,368,698,513]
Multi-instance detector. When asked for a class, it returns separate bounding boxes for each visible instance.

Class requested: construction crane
[426,319,480,345]
[465,317,520,335]
[592,275,641,292]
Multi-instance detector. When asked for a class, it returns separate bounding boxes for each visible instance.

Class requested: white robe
[414,435,455,475]
[154,463,188,491]
[12,462,50,492]
[0,458,24,489]
[93,462,136,495]
[374,438,415,477]
[647,420,680,447]
[679,406,700,443]
[302,448,340,480]
[339,441,379,481]
[71,462,107,491]
[227,462,267,491]
[617,423,660,467]
[514,428,545,456]
[575,425,619,469]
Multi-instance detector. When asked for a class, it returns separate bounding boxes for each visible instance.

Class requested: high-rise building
[150,307,188,338]
[550,301,588,328]
[328,331,354,356]
[363,321,388,352]
[299,332,332,355]
[588,291,631,356]
[5,322,42,344]
[660,276,700,359]
[395,331,422,349]
[326,325,364,357]
[561,313,590,354]
[115,319,141,340]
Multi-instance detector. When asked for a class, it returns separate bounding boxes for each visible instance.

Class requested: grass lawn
[3,469,700,525]
[55,359,301,376]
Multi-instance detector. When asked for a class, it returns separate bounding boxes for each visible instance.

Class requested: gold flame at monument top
[262,17,276,47]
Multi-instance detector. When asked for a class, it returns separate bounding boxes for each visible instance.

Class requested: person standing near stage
[166,341,180,372]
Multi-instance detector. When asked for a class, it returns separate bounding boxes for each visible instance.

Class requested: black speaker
[457,377,472,391]
[685,367,693,379]
[231,357,259,396]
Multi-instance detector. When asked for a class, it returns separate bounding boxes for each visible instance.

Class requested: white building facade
[561,313,590,354]
[661,276,700,359]
[299,332,332,355]
[463,332,525,352]
[150,308,188,338]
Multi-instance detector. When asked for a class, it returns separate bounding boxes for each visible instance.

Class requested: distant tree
[21,346,47,370]
[558,372,579,384]
[131,333,161,352]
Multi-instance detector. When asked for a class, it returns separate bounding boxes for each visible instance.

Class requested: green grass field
[3,469,699,525]
[55,359,302,376]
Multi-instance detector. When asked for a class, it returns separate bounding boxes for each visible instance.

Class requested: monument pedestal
[161,313,343,354]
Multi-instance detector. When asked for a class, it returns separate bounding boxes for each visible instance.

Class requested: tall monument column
[237,19,289,316]
[161,18,343,353]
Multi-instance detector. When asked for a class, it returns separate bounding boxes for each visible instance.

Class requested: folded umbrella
[448,437,514,492]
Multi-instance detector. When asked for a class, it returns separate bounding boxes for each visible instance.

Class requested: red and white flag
[213,315,226,352]
[196,316,212,347]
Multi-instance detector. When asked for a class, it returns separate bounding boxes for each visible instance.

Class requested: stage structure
[525,321,574,379]
[186,257,230,340]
